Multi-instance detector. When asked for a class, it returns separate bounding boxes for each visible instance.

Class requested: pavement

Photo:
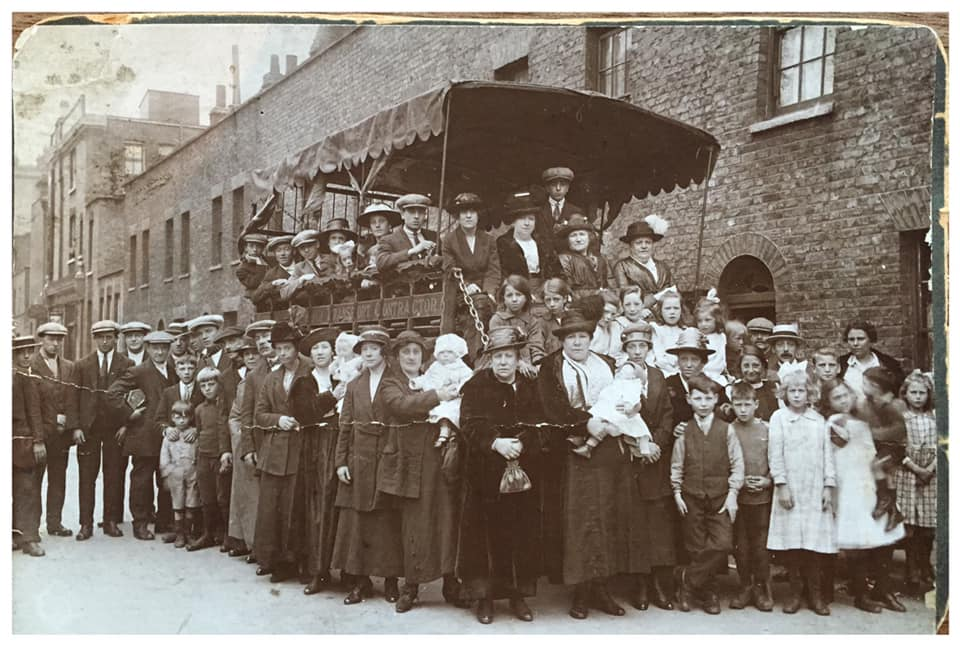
[12,447,938,634]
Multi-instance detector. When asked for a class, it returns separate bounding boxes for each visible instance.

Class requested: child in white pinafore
[694,289,728,385]
[574,361,652,459]
[332,332,363,414]
[651,287,685,378]
[159,400,200,548]
[411,333,474,447]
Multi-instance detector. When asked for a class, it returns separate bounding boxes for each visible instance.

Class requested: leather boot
[442,574,472,608]
[173,519,187,549]
[186,533,215,551]
[805,571,830,616]
[651,568,674,610]
[631,574,650,611]
[304,571,331,595]
[132,522,155,541]
[753,581,774,612]
[344,577,373,605]
[569,583,590,619]
[395,583,418,613]
[871,591,906,612]
[103,520,124,537]
[729,584,753,610]
[476,598,494,624]
[76,524,93,541]
[782,569,803,614]
[384,577,400,603]
[591,581,625,616]
[22,541,45,557]
[510,596,534,621]
[674,567,693,613]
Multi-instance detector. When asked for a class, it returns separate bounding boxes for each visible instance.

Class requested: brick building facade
[119,23,938,370]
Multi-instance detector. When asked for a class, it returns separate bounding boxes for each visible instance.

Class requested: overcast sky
[13,22,319,165]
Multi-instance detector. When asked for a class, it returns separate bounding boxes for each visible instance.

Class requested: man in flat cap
[31,322,75,537]
[13,336,46,556]
[280,230,328,303]
[66,321,134,540]
[539,167,586,234]
[376,194,440,274]
[120,321,152,366]
[106,330,178,540]
[250,235,296,307]
[235,232,270,292]
[188,314,228,372]
[167,319,191,363]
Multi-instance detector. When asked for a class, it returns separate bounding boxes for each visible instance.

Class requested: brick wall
[119,24,936,367]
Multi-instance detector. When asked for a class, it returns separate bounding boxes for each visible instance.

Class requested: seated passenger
[250,234,295,307]
[358,203,401,277]
[280,229,326,301]
[235,232,269,291]
[375,194,441,274]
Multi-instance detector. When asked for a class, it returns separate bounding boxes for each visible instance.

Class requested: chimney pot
[270,54,281,74]
[285,54,298,75]
[215,85,226,108]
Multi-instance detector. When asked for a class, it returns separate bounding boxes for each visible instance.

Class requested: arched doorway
[718,255,776,323]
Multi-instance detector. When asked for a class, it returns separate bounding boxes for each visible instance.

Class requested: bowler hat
[352,326,391,355]
[36,322,68,337]
[480,326,528,356]
[766,323,804,344]
[542,167,575,184]
[621,322,654,349]
[395,194,432,211]
[13,335,40,351]
[265,234,295,253]
[391,330,428,355]
[298,327,339,356]
[270,321,302,346]
[552,310,597,339]
[91,320,120,336]
[316,218,358,249]
[666,328,714,358]
[143,331,175,345]
[358,203,401,229]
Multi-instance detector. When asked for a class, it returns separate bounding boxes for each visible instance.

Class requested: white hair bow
[777,360,808,382]
[653,285,680,302]
[704,287,720,304]
[332,240,356,256]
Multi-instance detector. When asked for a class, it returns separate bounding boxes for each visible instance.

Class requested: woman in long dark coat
[289,327,345,595]
[620,323,677,611]
[457,327,544,625]
[331,327,403,605]
[377,330,465,612]
[536,310,638,620]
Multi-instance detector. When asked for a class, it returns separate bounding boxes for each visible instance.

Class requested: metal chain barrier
[451,266,489,348]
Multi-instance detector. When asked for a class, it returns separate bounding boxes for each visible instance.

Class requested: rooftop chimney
[285,55,298,75]
[230,45,241,106]
[261,54,283,91]
[209,84,230,125]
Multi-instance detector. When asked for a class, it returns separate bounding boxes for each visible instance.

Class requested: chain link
[451,266,490,348]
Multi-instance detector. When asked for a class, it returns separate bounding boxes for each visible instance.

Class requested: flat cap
[119,321,152,334]
[213,326,245,344]
[265,234,294,252]
[245,319,276,336]
[36,322,68,337]
[291,229,319,248]
[187,314,224,332]
[542,167,575,184]
[395,194,432,210]
[143,330,175,345]
[91,320,120,335]
[241,232,269,246]
[746,317,775,334]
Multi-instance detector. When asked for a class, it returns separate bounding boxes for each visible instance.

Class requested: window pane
[825,27,837,55]
[802,26,825,61]
[600,35,612,71]
[781,28,801,68]
[778,66,799,106]
[614,30,625,63]
[801,59,823,101]
[599,69,611,96]
[823,54,835,95]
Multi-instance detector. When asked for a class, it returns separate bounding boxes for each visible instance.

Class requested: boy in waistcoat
[671,375,744,615]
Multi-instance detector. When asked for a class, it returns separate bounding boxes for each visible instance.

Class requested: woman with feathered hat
[613,214,674,308]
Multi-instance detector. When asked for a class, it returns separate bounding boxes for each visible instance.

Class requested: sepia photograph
[9,11,947,635]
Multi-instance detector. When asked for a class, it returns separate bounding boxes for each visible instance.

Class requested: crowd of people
[11,165,937,626]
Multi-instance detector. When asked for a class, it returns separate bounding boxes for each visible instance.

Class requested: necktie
[412,230,421,245]
[552,202,560,221]
[99,355,109,387]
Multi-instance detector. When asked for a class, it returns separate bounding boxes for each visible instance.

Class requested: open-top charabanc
[243,80,720,337]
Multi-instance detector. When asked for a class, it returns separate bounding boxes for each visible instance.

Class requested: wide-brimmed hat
[91,320,120,336]
[245,319,275,336]
[556,213,597,240]
[621,322,654,349]
[316,218,358,249]
[552,310,598,339]
[291,229,320,249]
[352,326,391,354]
[620,214,670,244]
[187,314,224,332]
[299,327,339,356]
[502,190,544,223]
[666,328,714,358]
[13,335,40,351]
[391,330,428,355]
[36,322,68,337]
[395,194,432,211]
[143,330,175,346]
[213,326,245,345]
[542,167,575,184]
[265,234,295,253]
[119,321,152,335]
[358,203,402,229]
[481,326,528,356]
[746,317,775,334]
[767,323,804,344]
[270,321,302,346]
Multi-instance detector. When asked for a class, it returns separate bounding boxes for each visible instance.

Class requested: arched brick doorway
[718,255,776,323]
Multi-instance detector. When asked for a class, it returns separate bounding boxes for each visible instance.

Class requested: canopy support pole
[435,94,453,257]
[693,147,715,294]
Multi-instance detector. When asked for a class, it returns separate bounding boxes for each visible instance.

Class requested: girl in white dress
[766,365,837,616]
[694,289,728,385]
[650,287,686,378]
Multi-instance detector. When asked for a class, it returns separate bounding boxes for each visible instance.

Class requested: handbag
[499,459,532,494]
[440,434,462,486]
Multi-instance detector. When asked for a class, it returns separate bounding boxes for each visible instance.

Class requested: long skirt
[331,507,403,578]
[628,494,678,573]
[396,433,458,584]
[227,423,259,546]
[254,471,305,570]
[301,423,340,577]
[562,437,636,584]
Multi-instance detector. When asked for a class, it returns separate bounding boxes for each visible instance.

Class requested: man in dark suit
[250,234,295,306]
[441,192,501,362]
[538,166,586,236]
[31,322,75,537]
[66,320,133,541]
[106,331,178,540]
[13,335,46,556]
[375,193,440,273]
[188,314,227,371]
[213,326,248,411]
[665,329,733,426]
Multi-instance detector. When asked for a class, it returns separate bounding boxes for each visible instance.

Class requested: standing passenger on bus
[496,191,562,303]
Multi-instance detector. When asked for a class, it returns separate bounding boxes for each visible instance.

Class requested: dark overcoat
[107,360,177,457]
[29,353,75,451]
[254,359,313,477]
[496,229,562,282]
[66,351,133,434]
